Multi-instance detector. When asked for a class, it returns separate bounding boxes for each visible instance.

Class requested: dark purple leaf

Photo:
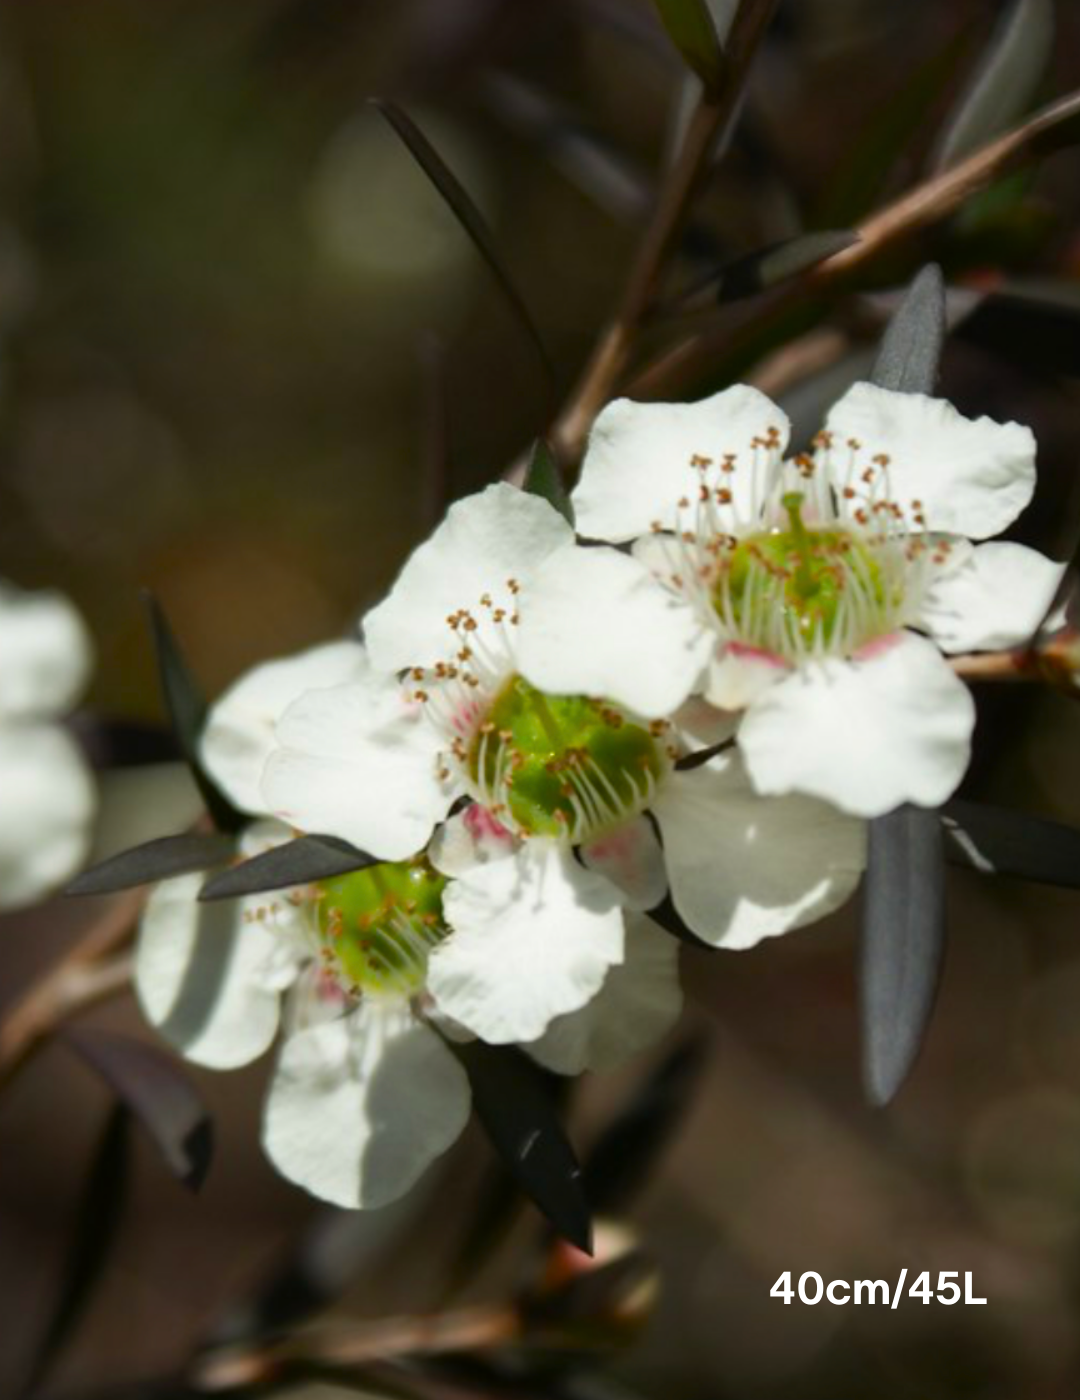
[68,833,236,897]
[943,799,1080,890]
[199,835,376,901]
[62,1027,213,1191]
[144,594,245,835]
[859,806,946,1106]
[371,99,554,412]
[454,1040,592,1254]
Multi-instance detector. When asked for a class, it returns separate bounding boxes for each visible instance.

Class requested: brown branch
[0,889,144,1089]
[549,0,780,462]
[629,87,1080,400]
[192,1303,522,1392]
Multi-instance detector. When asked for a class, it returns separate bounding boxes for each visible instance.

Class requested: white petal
[516,544,711,718]
[825,382,1037,540]
[704,646,787,710]
[135,822,308,1070]
[527,914,681,1074]
[738,631,975,817]
[262,1001,471,1209]
[0,583,92,720]
[428,803,516,877]
[263,676,451,859]
[430,841,625,1043]
[364,484,574,673]
[0,724,95,910]
[919,541,1066,653]
[201,640,368,815]
[669,696,739,751]
[572,388,790,542]
[651,751,865,949]
[580,813,667,911]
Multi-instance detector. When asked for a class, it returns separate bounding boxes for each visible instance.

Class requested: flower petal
[364,483,574,673]
[135,820,308,1069]
[825,382,1037,540]
[0,583,92,720]
[516,544,711,718]
[201,640,367,815]
[527,913,681,1074]
[262,1001,471,1209]
[919,541,1066,653]
[263,676,451,859]
[651,751,865,949]
[704,646,787,710]
[580,813,668,911]
[430,840,625,1043]
[572,388,790,542]
[428,803,515,877]
[738,631,975,817]
[0,723,95,909]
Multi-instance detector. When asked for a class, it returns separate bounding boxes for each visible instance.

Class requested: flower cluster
[0,582,95,910]
[134,380,1061,1211]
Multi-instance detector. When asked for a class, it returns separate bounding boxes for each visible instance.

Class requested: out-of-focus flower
[262,486,863,1048]
[0,582,95,909]
[517,384,1064,818]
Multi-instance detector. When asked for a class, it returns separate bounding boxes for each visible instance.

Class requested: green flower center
[313,859,447,997]
[717,492,897,657]
[467,674,667,841]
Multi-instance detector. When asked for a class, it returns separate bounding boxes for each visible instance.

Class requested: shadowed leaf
[523,439,574,525]
[68,833,236,896]
[62,1027,213,1190]
[931,0,1054,173]
[199,834,376,901]
[145,594,245,835]
[860,806,946,1106]
[644,895,714,948]
[23,1106,131,1394]
[870,263,946,395]
[454,1040,592,1254]
[715,231,858,303]
[584,1036,708,1213]
[943,799,1080,889]
[372,98,554,410]
[651,0,727,93]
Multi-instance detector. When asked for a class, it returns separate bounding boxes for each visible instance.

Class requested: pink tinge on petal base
[851,631,904,662]
[464,803,512,846]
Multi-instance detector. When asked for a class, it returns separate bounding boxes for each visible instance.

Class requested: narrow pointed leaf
[644,895,714,948]
[523,438,574,525]
[62,1027,213,1190]
[371,99,554,409]
[870,263,946,395]
[24,1106,131,1394]
[199,834,376,901]
[931,0,1054,173]
[651,0,727,94]
[943,799,1080,890]
[144,594,245,834]
[859,806,946,1106]
[715,230,858,303]
[454,1040,592,1254]
[68,832,236,896]
[584,1036,708,1213]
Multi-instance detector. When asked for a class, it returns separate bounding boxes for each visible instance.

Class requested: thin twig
[549,0,780,462]
[0,889,144,1089]
[629,87,1080,399]
[192,1303,521,1392]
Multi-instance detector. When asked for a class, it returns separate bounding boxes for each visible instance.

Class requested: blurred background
[3,1,1080,1396]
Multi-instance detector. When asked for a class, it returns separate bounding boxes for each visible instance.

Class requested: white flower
[517,383,1065,818]
[262,485,864,1046]
[0,582,95,909]
[137,642,471,1211]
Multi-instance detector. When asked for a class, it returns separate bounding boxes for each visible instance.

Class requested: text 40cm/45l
[771,1270,987,1307]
